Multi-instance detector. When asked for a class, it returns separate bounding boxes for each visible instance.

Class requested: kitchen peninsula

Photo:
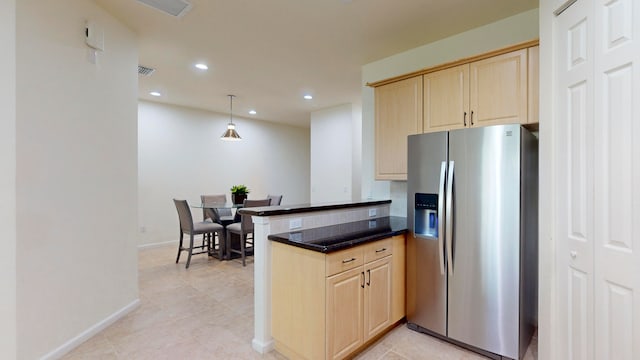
[237,200,407,358]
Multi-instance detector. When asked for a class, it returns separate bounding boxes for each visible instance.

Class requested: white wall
[537,2,556,359]
[15,1,139,359]
[138,101,310,246]
[361,8,540,216]
[0,0,16,358]
[310,104,353,203]
[351,103,363,201]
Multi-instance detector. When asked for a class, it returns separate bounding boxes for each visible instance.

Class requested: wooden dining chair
[267,194,283,206]
[200,194,236,257]
[200,194,228,222]
[173,199,224,268]
[225,198,271,266]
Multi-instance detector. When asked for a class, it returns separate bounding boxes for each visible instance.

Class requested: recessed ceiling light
[195,63,208,70]
[149,91,162,97]
[303,94,313,100]
[249,110,257,115]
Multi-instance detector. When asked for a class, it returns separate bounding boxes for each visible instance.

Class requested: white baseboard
[41,299,140,360]
[252,338,274,354]
[137,240,176,250]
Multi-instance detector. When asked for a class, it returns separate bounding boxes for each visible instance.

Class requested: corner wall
[351,103,363,201]
[0,0,17,358]
[310,104,353,203]
[15,1,139,358]
[361,8,540,216]
[138,101,310,247]
[537,1,555,358]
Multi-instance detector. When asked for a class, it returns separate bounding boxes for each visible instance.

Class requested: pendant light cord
[228,94,235,124]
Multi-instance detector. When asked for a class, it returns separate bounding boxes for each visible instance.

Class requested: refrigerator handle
[446,160,455,276]
[437,161,446,275]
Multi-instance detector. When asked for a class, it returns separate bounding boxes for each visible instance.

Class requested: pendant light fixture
[221,94,242,141]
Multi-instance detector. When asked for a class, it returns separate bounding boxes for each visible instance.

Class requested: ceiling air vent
[136,0,192,17]
[138,65,156,76]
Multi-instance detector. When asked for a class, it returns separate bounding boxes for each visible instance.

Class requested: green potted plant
[230,184,250,205]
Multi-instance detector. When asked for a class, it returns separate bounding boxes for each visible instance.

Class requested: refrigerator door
[446,124,521,358]
[407,131,448,336]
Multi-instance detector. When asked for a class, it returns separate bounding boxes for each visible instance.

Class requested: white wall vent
[136,0,192,17]
[138,65,156,76]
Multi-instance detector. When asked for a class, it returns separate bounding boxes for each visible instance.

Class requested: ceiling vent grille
[138,65,156,76]
[136,0,192,17]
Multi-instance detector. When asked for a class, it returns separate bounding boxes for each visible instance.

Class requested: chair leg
[186,233,195,269]
[215,230,224,259]
[205,233,210,255]
[176,232,184,263]
[241,234,246,267]
[226,230,231,260]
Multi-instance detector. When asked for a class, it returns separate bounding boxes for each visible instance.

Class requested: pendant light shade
[221,94,242,141]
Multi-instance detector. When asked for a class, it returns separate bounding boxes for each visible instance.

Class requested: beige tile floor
[63,244,537,360]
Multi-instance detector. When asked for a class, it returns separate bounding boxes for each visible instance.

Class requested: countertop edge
[269,228,407,253]
[238,199,391,217]
[268,216,408,254]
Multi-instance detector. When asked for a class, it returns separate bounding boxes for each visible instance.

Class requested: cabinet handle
[470,110,474,126]
[361,272,365,288]
[366,269,371,286]
[375,248,387,253]
[342,258,356,264]
[463,112,467,126]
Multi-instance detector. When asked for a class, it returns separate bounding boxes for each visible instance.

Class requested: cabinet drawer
[363,239,393,263]
[326,247,364,277]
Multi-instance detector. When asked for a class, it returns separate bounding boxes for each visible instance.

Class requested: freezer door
[446,124,521,358]
[407,132,447,336]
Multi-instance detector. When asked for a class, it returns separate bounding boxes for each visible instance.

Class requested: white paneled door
[555,1,595,358]
[554,0,640,359]
[593,0,640,359]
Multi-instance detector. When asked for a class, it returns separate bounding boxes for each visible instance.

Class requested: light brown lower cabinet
[327,256,392,359]
[326,266,365,359]
[272,235,405,360]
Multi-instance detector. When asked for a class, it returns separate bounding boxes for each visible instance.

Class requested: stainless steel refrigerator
[407,124,538,360]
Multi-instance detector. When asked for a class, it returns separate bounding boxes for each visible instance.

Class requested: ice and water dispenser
[414,193,438,238]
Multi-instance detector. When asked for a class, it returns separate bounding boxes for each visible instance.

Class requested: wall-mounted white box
[85,20,104,51]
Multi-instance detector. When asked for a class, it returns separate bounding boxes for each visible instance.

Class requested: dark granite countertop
[238,199,391,217]
[268,216,407,253]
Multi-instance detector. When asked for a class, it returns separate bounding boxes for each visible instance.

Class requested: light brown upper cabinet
[372,41,539,180]
[423,64,470,132]
[375,76,423,180]
[423,49,529,133]
[469,48,528,127]
[527,46,539,124]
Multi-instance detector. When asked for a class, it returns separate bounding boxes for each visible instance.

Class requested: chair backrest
[201,194,227,220]
[201,194,226,204]
[241,199,271,232]
[267,194,283,206]
[173,199,194,233]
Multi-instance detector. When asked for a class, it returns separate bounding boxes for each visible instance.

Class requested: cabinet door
[326,266,364,360]
[470,49,527,126]
[527,46,539,124]
[423,64,469,133]
[375,76,423,180]
[364,256,392,341]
